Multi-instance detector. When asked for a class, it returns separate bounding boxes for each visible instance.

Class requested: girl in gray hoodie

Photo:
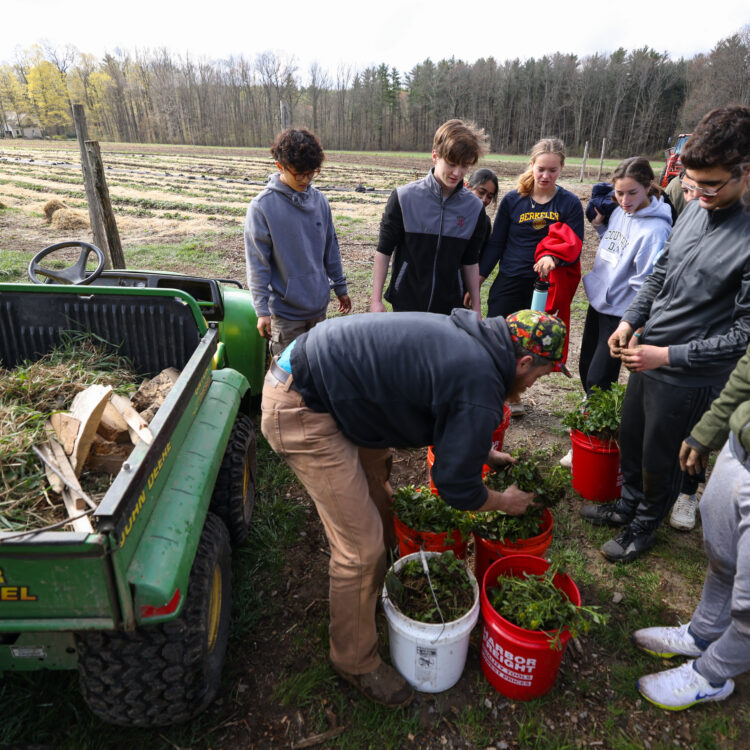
[579,157,673,394]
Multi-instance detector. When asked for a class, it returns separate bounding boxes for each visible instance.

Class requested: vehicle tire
[75,513,232,727]
[210,413,256,545]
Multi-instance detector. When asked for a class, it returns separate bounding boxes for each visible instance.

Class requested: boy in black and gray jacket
[581,106,750,563]
[370,119,489,316]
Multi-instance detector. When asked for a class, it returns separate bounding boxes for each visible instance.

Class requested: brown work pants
[260,372,394,674]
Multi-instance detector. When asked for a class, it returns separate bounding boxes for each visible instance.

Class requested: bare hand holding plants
[607,321,634,358]
[479,485,538,515]
[620,343,669,372]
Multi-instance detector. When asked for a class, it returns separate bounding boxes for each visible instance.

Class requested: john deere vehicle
[659,133,692,187]
[0,241,266,726]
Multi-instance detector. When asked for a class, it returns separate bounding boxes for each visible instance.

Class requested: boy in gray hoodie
[244,128,351,356]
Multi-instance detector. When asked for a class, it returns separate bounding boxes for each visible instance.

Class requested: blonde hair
[516,138,566,196]
[433,119,490,167]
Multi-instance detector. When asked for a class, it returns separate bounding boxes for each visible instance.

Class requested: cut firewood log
[131,367,180,411]
[110,393,154,445]
[62,487,94,533]
[139,403,160,425]
[69,384,113,475]
[34,438,95,533]
[98,401,131,443]
[49,412,81,455]
[85,433,133,474]
[36,441,65,494]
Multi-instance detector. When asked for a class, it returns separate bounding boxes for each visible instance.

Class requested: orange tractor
[659,133,692,187]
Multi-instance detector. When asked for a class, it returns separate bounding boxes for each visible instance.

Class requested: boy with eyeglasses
[370,119,489,315]
[579,105,750,561]
[245,128,351,356]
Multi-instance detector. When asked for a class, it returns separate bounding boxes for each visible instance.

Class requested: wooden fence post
[597,138,607,181]
[85,140,126,269]
[72,104,109,266]
[579,141,589,182]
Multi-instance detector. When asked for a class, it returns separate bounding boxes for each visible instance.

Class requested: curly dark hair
[270,128,325,172]
[681,106,750,176]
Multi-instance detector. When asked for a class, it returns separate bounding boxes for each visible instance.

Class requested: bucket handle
[419,549,446,643]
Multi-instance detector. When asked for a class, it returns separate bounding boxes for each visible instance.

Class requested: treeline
[1,27,749,157]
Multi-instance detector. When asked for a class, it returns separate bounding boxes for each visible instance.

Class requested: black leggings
[487,275,536,319]
[578,305,622,395]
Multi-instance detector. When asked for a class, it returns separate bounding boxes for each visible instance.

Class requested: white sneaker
[670,493,698,531]
[637,660,734,711]
[632,621,704,658]
[559,449,573,469]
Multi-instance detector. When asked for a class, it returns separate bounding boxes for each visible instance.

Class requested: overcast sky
[4,0,749,81]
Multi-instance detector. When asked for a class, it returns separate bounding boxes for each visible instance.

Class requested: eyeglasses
[680,172,737,198]
[284,167,320,183]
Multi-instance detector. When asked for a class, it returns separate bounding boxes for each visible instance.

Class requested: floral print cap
[505,309,571,377]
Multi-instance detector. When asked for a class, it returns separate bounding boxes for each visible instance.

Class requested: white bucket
[382,551,480,693]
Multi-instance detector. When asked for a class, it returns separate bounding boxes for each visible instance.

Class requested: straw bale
[51,209,90,231]
[43,198,67,221]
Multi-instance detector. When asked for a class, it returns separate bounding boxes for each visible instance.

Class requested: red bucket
[427,446,491,494]
[492,404,513,451]
[480,554,581,700]
[393,514,468,559]
[570,429,622,502]
[472,508,553,585]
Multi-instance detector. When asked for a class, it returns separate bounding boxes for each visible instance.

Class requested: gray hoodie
[583,196,672,316]
[244,173,348,320]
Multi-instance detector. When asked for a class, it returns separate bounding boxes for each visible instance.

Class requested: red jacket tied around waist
[534,222,582,362]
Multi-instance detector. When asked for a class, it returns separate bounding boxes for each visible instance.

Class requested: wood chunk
[139,403,160,425]
[61,487,94,533]
[49,412,81,455]
[131,367,179,411]
[37,441,65,493]
[86,434,132,474]
[98,401,131,443]
[69,384,113,475]
[110,393,154,445]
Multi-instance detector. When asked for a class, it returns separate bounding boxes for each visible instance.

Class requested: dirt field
[1,141,741,750]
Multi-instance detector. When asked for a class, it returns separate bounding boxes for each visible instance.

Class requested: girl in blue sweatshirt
[580,157,673,394]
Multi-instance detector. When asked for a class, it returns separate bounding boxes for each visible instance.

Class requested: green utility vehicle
[0,241,266,726]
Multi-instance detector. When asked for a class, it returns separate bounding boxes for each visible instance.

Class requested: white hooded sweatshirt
[583,196,673,316]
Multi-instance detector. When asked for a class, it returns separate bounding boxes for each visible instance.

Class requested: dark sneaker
[580,501,632,527]
[332,661,414,708]
[601,525,655,563]
[638,660,734,711]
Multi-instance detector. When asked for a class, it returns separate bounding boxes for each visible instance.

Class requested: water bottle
[531,279,549,312]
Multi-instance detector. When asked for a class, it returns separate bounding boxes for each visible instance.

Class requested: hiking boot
[559,449,573,469]
[332,661,413,708]
[633,622,706,658]
[600,524,655,563]
[509,402,526,418]
[669,493,698,531]
[579,501,632,527]
[637,660,734,711]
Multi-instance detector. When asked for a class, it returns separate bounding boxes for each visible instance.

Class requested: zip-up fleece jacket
[377,170,484,314]
[583,196,672,316]
[689,343,750,459]
[290,309,517,510]
[244,173,348,320]
[622,199,750,387]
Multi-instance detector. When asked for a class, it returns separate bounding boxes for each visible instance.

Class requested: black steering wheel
[28,241,106,285]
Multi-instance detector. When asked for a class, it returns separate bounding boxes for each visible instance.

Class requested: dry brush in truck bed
[0,334,178,533]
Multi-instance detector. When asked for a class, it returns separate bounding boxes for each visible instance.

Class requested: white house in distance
[2,113,43,138]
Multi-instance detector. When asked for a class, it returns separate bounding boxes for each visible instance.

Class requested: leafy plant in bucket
[487,555,608,649]
[562,383,626,441]
[392,485,472,538]
[385,551,475,624]
[474,448,570,542]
